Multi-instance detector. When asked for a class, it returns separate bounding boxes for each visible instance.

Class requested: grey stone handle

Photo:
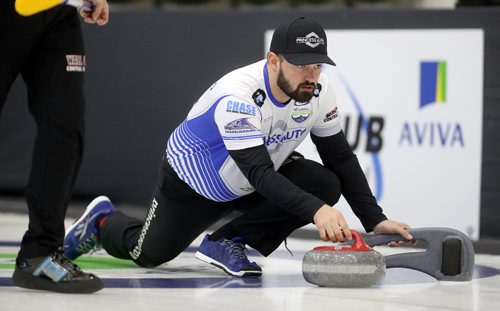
[361,227,475,281]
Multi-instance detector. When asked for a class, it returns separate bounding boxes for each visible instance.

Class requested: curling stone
[302,231,385,287]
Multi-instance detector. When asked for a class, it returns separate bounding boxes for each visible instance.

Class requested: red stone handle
[313,230,373,252]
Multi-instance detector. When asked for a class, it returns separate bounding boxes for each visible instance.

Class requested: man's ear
[267,52,280,72]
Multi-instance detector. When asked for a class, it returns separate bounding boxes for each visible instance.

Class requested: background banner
[265,30,484,239]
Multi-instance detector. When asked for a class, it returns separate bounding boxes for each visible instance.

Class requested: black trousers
[0,2,85,259]
[101,156,342,268]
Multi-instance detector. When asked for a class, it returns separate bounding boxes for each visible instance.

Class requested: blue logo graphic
[337,74,383,201]
[420,61,447,109]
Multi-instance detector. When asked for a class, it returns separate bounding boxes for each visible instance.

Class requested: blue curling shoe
[64,196,115,260]
[195,234,262,277]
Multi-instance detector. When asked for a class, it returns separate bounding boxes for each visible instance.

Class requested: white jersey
[166,59,342,202]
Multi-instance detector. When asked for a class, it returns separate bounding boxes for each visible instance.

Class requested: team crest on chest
[291,101,312,123]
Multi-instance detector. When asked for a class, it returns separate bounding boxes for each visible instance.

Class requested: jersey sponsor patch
[314,83,322,97]
[263,128,306,145]
[252,89,266,107]
[292,102,312,123]
[323,106,339,122]
[224,118,259,134]
[226,100,257,116]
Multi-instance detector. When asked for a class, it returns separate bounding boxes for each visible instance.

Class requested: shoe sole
[194,251,262,277]
[12,269,103,294]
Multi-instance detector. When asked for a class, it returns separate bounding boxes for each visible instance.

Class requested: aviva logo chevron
[420,60,447,108]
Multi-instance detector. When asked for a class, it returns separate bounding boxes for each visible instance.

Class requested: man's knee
[132,253,174,268]
[131,247,182,268]
[133,257,163,268]
[290,159,342,205]
[320,170,342,204]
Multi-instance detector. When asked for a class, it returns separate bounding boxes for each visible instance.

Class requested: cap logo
[296,32,325,48]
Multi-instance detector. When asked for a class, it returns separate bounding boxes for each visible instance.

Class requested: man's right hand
[313,204,352,243]
[80,0,109,26]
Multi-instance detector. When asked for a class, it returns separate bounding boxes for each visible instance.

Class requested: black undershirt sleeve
[228,145,324,222]
[310,130,387,232]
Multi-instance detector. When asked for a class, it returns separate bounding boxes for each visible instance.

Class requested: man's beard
[277,68,315,103]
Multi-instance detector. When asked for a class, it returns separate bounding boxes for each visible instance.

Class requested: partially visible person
[64,17,413,278]
[0,0,109,293]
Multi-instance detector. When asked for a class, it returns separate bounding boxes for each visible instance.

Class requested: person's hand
[313,204,352,243]
[373,219,414,246]
[80,0,109,26]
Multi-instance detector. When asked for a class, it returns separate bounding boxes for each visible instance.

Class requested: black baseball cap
[270,17,335,66]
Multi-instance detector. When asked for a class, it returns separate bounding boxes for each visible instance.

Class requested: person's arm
[310,130,388,232]
[228,145,324,221]
[312,131,413,240]
[228,144,351,242]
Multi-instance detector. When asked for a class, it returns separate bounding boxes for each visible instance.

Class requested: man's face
[276,56,322,103]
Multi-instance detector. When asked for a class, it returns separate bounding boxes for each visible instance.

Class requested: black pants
[0,2,85,259]
[101,156,342,268]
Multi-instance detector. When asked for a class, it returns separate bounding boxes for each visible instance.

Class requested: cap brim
[282,53,336,66]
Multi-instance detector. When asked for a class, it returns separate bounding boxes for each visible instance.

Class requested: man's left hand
[373,219,414,246]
